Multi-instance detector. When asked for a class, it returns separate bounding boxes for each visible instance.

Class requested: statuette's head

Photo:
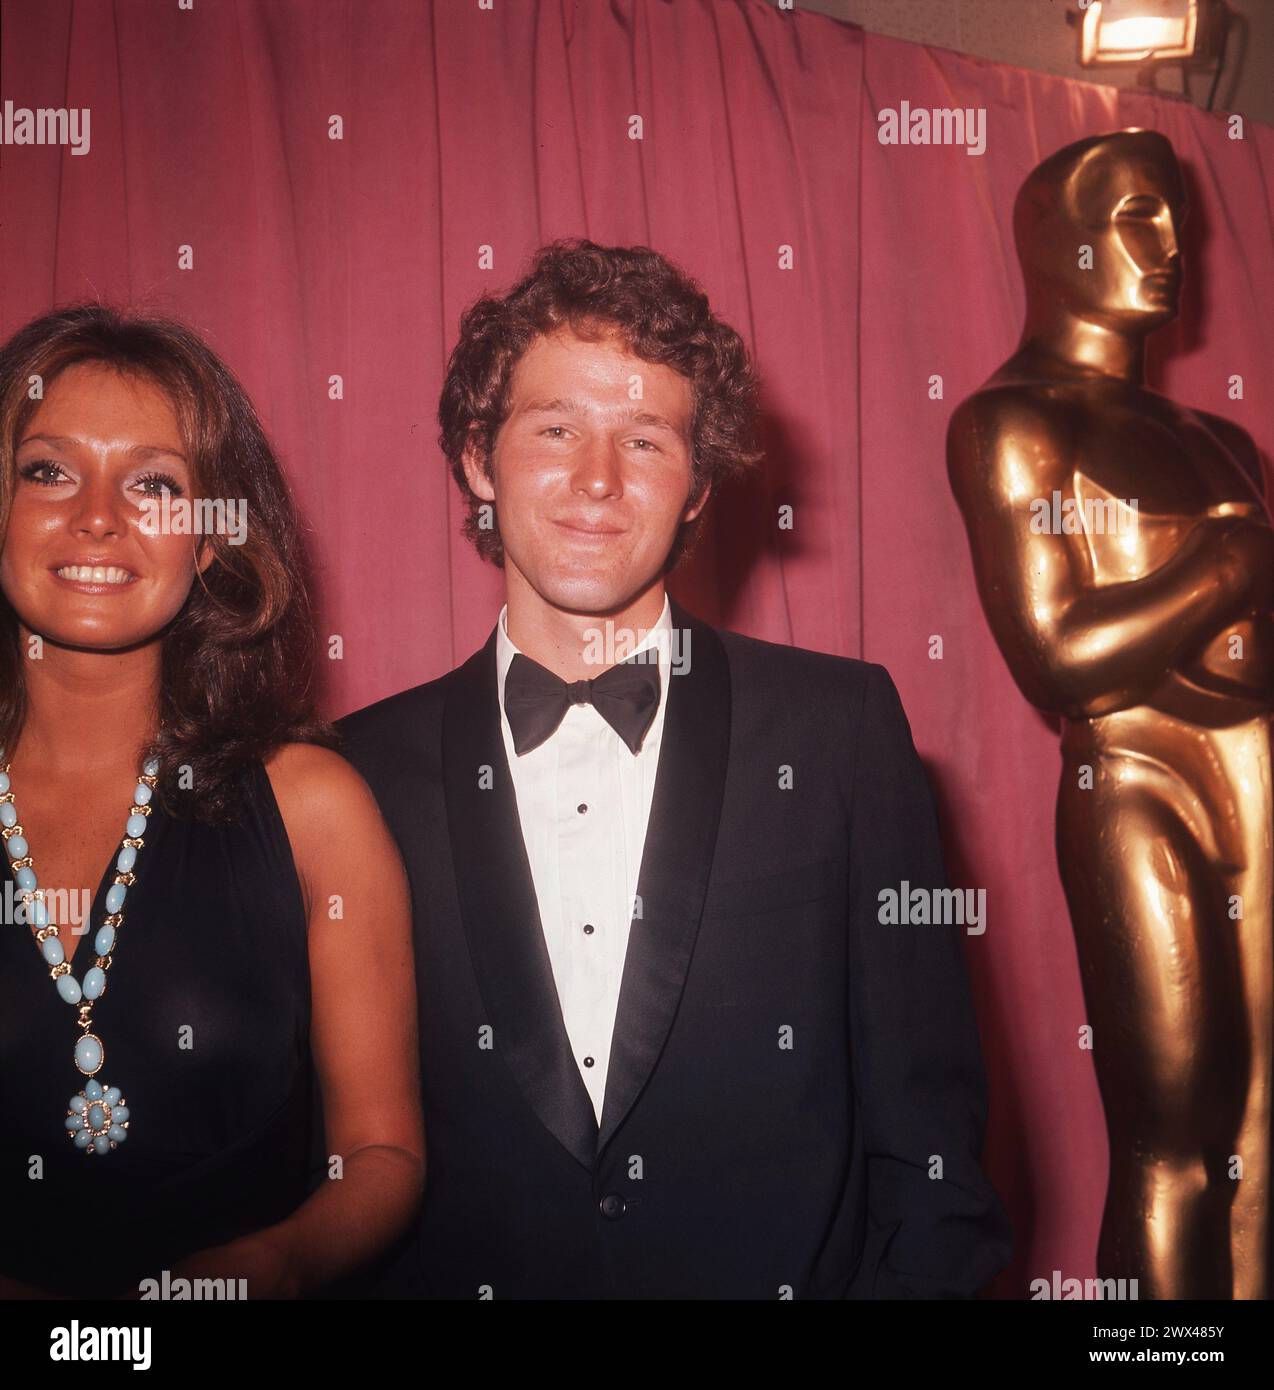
[1013,128,1187,331]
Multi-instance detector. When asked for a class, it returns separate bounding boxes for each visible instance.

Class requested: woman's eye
[133,471,183,499]
[17,459,69,486]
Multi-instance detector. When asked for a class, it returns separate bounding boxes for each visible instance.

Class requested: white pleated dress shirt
[496,594,672,1124]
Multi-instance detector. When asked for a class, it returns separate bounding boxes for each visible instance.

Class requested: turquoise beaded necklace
[0,751,160,1156]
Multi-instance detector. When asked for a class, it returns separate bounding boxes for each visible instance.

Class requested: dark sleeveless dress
[0,760,313,1297]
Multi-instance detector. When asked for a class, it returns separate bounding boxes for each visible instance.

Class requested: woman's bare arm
[168,744,424,1297]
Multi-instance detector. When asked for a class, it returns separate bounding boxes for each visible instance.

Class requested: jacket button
[600,1194,626,1220]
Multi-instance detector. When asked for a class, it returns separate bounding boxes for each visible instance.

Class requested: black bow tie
[504,650,661,756]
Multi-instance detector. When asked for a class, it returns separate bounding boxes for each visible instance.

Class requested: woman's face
[1,362,210,653]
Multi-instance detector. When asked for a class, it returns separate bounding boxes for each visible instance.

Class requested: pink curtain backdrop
[4,0,1273,1298]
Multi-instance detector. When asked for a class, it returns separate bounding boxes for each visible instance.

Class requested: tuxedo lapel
[443,625,598,1170]
[598,598,731,1151]
[443,600,732,1170]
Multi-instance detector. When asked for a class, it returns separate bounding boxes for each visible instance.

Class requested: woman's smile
[51,563,140,592]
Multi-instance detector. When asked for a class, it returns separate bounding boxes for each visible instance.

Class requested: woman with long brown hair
[0,304,422,1298]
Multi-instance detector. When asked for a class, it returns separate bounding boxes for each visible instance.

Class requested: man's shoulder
[703,620,917,761]
[712,622,884,702]
[336,666,458,751]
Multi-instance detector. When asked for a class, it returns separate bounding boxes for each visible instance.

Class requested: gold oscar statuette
[948,128,1272,1299]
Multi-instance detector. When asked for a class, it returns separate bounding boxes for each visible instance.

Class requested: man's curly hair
[438,238,763,573]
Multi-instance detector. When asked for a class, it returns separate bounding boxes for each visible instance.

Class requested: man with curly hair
[340,238,1011,1300]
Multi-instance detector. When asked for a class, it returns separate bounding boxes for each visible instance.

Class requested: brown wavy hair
[0,304,333,822]
[439,238,764,572]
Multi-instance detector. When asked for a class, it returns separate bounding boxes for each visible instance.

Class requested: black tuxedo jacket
[338,598,1011,1299]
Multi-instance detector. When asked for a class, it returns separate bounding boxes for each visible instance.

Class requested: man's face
[463,326,708,616]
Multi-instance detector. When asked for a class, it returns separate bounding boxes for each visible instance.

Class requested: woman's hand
[166,1231,297,1299]
[0,1274,66,1299]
